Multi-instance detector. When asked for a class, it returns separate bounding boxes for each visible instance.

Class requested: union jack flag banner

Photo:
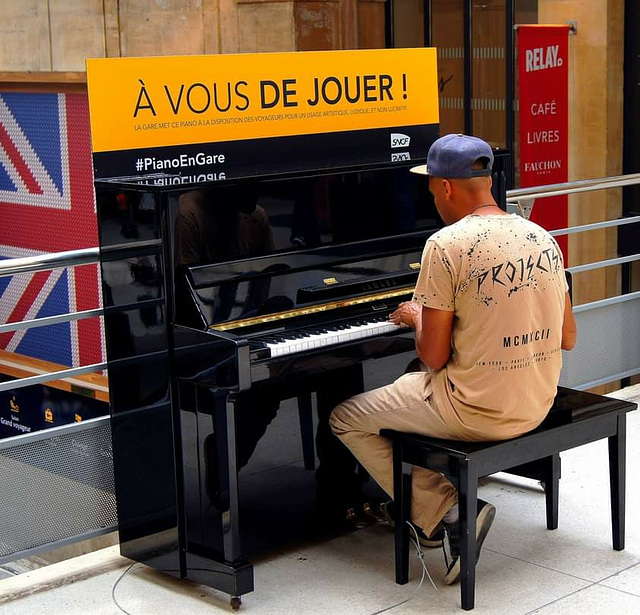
[0,92,104,368]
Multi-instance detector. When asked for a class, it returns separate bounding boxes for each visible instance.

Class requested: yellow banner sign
[86,48,438,154]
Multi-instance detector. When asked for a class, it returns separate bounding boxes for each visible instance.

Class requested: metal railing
[0,247,115,566]
[506,175,640,283]
[507,173,640,278]
[507,173,640,390]
[0,248,106,394]
[507,172,640,204]
[0,238,161,394]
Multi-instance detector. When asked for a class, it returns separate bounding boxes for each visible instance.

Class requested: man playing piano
[330,133,577,584]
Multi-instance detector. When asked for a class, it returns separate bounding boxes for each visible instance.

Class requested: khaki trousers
[330,371,460,536]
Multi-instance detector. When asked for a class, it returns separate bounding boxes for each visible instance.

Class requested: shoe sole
[444,502,496,585]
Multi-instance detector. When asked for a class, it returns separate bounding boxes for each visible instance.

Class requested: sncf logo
[390,133,411,148]
[391,152,411,162]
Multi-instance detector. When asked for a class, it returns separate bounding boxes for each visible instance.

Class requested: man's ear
[442,179,453,200]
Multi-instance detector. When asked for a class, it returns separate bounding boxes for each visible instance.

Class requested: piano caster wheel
[231,596,242,610]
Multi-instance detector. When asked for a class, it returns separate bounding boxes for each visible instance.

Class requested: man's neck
[467,203,503,216]
[447,201,505,224]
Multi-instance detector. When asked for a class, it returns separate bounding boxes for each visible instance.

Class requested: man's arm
[561,291,577,350]
[417,306,454,370]
[389,302,454,370]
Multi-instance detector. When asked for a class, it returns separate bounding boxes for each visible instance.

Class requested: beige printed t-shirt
[413,213,568,440]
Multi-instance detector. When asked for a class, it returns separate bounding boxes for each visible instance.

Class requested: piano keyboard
[251,315,408,358]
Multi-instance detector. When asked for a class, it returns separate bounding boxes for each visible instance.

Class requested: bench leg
[458,461,477,611]
[393,440,412,584]
[608,412,626,551]
[545,454,560,530]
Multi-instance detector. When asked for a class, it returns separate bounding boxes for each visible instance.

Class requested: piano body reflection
[94,160,504,604]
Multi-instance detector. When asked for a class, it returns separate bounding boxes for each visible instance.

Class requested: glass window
[471,0,506,148]
[392,0,425,48]
[431,0,465,135]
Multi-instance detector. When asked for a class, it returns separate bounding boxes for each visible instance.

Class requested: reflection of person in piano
[177,186,276,321]
[176,186,282,501]
[176,187,367,526]
[330,134,577,585]
[177,185,275,266]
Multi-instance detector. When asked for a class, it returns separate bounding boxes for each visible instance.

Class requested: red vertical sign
[518,25,570,260]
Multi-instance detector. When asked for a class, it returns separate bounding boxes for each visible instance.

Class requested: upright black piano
[95,153,509,606]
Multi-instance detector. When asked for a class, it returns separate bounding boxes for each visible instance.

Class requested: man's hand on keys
[389,301,421,329]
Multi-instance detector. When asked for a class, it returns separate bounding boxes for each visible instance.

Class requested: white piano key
[260,318,407,358]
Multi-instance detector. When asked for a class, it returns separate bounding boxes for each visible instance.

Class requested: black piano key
[258,336,284,343]
[280,332,299,340]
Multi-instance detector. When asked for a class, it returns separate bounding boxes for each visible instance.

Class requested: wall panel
[119,0,206,57]
[0,1,51,71]
[50,1,106,71]
[238,3,296,52]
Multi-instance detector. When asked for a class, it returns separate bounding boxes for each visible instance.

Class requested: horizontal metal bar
[0,362,107,393]
[90,400,168,424]
[0,239,162,278]
[0,415,111,450]
[550,215,640,237]
[574,367,640,391]
[567,254,640,274]
[0,247,99,277]
[0,307,104,334]
[101,239,162,256]
[506,172,640,201]
[0,355,109,394]
[0,526,117,567]
[573,290,640,313]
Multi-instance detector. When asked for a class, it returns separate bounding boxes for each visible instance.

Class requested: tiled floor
[1,385,639,614]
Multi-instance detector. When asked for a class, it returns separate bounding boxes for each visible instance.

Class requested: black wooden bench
[380,386,637,610]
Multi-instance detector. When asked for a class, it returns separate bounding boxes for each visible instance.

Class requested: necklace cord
[469,203,502,215]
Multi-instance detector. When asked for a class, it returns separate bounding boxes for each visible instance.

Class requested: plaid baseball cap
[410,133,494,178]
